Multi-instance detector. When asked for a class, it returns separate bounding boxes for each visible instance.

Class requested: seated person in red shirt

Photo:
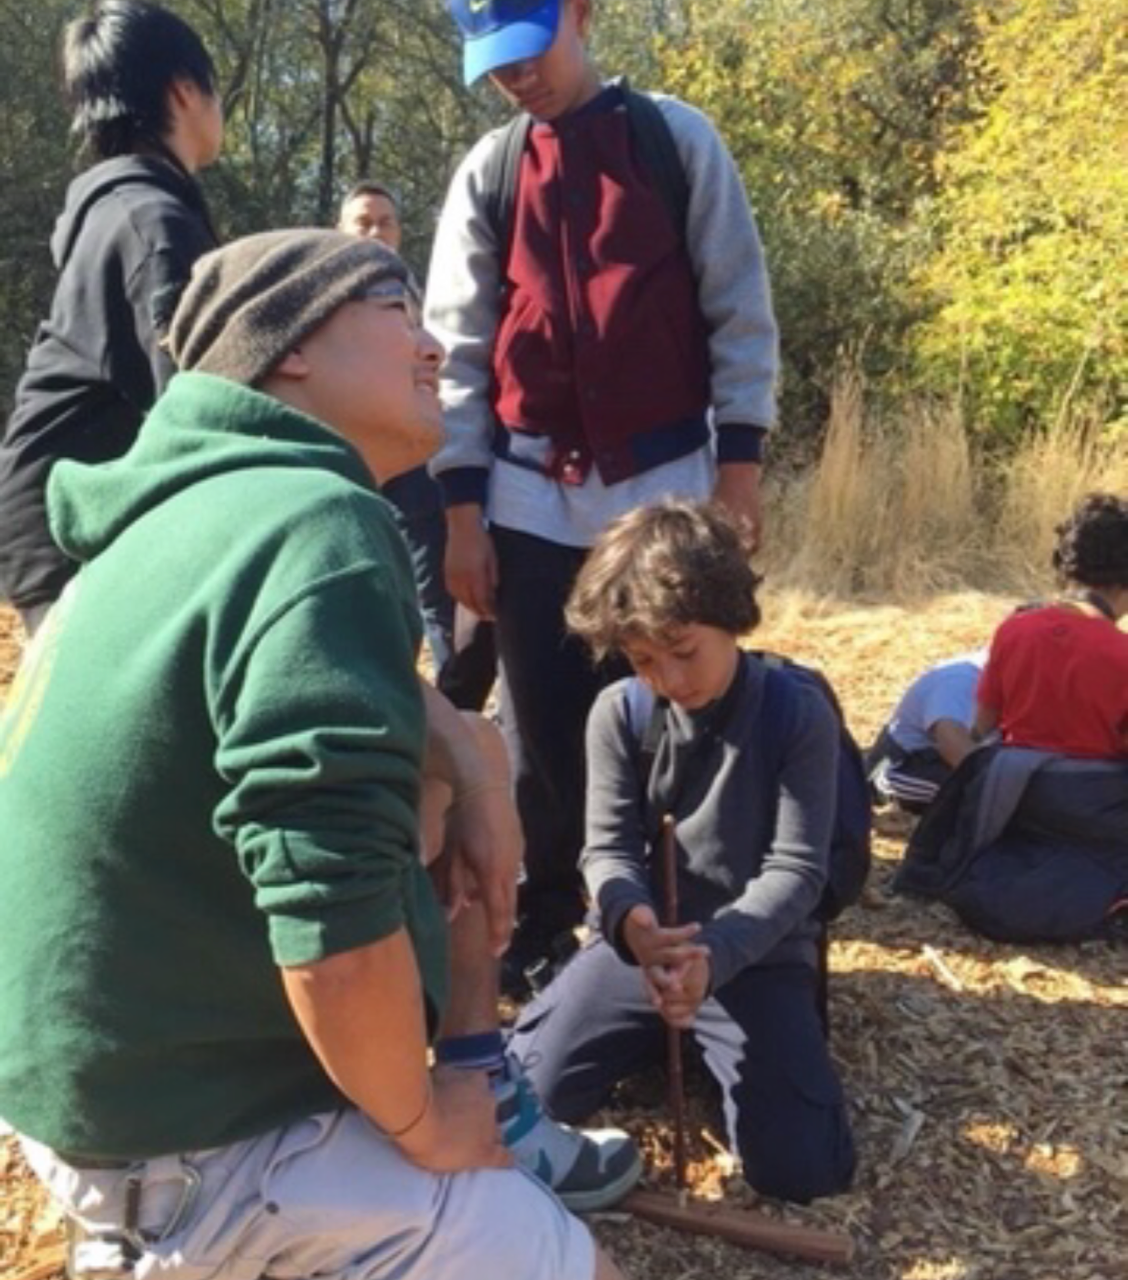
[975,493,1128,759]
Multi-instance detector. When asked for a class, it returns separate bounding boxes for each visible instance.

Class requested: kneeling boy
[510,500,856,1203]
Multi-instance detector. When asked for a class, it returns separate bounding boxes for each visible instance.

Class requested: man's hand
[445,505,498,619]
[713,461,764,552]
[643,951,712,1030]
[622,904,708,970]
[396,1066,512,1173]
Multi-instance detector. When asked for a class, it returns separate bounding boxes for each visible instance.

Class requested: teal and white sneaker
[494,1055,643,1213]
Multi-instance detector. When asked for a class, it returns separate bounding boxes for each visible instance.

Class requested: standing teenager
[426,0,779,987]
[0,0,222,634]
[339,180,498,711]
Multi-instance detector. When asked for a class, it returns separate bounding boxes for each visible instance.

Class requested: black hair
[1051,492,1128,591]
[62,1,216,159]
[340,181,399,211]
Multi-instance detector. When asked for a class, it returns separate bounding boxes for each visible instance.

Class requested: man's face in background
[339,192,402,252]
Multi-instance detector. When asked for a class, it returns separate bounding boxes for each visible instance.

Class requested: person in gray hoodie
[0,1,221,633]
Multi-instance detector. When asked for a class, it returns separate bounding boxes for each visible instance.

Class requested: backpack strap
[759,663,798,787]
[480,112,533,270]
[624,676,668,793]
[630,660,797,786]
[620,80,690,241]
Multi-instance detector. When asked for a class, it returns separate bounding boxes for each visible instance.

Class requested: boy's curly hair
[566,499,762,660]
[1051,492,1128,591]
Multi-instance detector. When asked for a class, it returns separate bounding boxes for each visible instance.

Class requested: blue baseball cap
[447,0,562,86]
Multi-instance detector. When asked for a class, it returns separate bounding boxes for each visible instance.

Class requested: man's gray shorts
[22,1108,595,1280]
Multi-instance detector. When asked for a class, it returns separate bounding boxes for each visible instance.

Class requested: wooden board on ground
[624,1189,855,1264]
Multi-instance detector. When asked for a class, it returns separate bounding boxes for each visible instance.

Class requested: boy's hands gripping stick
[622,905,704,969]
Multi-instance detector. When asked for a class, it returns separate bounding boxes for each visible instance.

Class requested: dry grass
[763,369,1128,603]
[2,585,1126,1280]
[769,372,983,599]
[994,415,1128,591]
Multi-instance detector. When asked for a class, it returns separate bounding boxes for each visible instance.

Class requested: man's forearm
[282,929,431,1138]
[445,501,486,534]
[420,677,490,793]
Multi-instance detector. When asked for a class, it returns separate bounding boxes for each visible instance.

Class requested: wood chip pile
[1,592,1124,1280]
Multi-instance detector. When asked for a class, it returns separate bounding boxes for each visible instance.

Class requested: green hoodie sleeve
[211,561,428,969]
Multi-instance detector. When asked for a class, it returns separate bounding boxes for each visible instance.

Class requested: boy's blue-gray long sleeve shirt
[581,655,837,989]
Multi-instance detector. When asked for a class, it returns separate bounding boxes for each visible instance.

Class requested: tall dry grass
[994,415,1128,590]
[763,366,1128,601]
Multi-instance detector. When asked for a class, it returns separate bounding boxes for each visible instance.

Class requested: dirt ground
[1,590,1125,1280]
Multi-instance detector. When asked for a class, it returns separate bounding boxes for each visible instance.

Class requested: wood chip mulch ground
[1,591,1125,1280]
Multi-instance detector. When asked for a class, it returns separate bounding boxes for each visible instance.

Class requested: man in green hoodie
[0,230,629,1280]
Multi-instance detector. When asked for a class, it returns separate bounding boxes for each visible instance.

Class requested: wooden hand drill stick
[661,812,688,1192]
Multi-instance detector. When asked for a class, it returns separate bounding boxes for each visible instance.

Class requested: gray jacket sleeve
[698,684,836,989]
[423,130,506,497]
[580,683,656,958]
[656,94,779,433]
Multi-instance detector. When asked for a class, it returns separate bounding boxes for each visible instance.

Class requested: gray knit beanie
[168,229,411,386]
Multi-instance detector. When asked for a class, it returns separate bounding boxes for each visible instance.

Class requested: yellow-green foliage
[918,0,1128,436]
[654,0,978,439]
[658,0,973,214]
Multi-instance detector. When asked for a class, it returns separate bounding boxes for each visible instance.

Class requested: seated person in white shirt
[866,651,986,813]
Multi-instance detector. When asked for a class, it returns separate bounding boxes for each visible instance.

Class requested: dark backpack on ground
[480,78,691,260]
[630,651,872,923]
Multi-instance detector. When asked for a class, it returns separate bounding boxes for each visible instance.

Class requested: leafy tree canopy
[918,0,1128,437]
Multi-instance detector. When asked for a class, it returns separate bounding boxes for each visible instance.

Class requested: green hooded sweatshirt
[0,371,448,1159]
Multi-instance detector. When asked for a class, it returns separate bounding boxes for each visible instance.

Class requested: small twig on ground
[921,943,965,992]
[889,1108,927,1165]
